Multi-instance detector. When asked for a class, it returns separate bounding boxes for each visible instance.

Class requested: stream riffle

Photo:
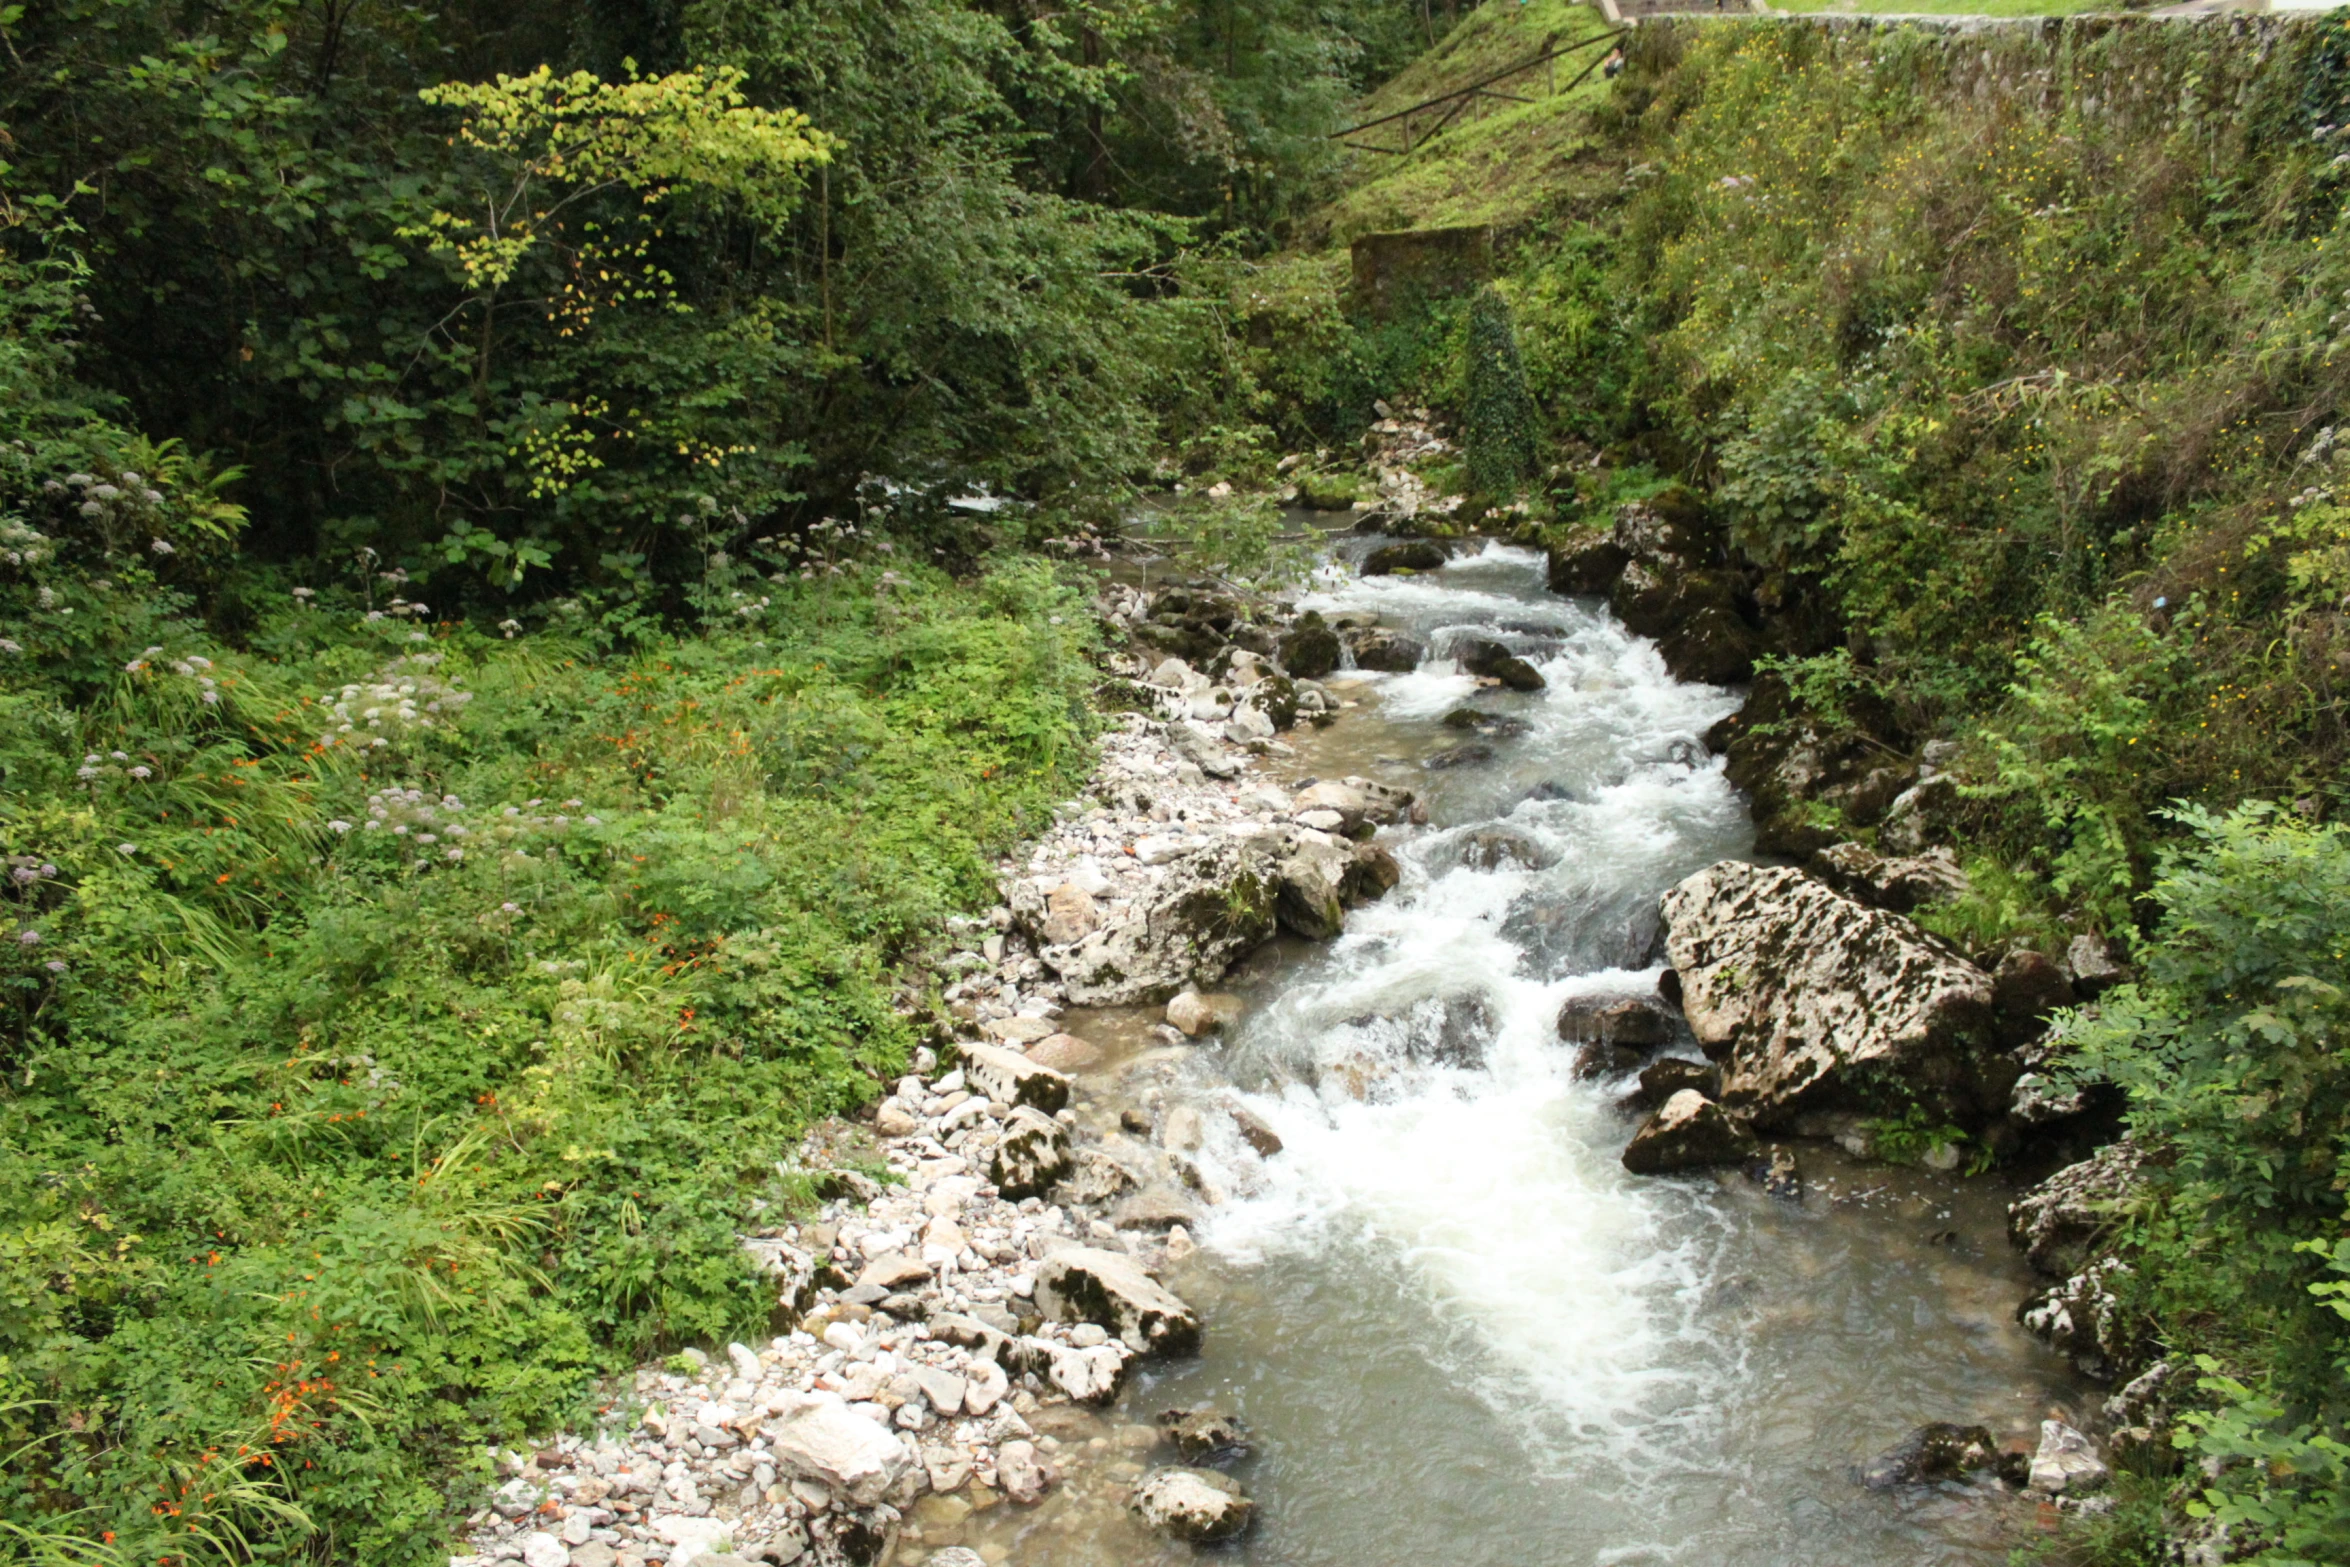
[950,540,2080,1567]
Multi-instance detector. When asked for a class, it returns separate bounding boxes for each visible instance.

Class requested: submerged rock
[1424,741,1495,770]
[1622,1090,1759,1174]
[1131,1467,1254,1542]
[1858,1423,2000,1489]
[1159,1406,1253,1464]
[1659,860,2009,1131]
[1745,1145,1802,1201]
[1442,706,1533,738]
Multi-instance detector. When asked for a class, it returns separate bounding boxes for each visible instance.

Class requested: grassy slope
[1310,1,1621,245]
[0,560,1094,1563]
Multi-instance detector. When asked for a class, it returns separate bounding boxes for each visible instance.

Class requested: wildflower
[445,847,463,861]
[109,751,126,761]
[292,587,316,600]
[150,538,174,555]
[327,821,351,834]
[129,766,151,779]
[16,930,39,946]
[118,843,136,855]
[0,640,20,655]
[501,901,521,914]
[43,960,65,974]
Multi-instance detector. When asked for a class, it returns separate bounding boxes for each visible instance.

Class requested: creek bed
[941,540,2081,1567]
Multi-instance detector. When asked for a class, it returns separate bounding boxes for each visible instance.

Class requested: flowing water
[931,539,2080,1567]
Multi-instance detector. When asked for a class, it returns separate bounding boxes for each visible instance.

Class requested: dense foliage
[0,0,1448,1559]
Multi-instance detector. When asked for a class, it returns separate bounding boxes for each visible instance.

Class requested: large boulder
[1659,861,2008,1131]
[1043,838,1280,1005]
[1035,1245,1201,1358]
[1131,1467,1254,1543]
[1621,1090,1759,1174]
[764,1392,911,1506]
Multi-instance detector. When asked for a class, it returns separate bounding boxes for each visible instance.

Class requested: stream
[941,538,2080,1567]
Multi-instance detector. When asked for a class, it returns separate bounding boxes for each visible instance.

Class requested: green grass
[1315,2,1619,245]
[0,557,1096,1564]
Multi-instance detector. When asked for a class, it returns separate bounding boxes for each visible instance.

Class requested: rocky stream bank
[456,518,2164,1567]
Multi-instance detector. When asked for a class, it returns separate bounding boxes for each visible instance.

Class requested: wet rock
[1992,948,2076,1047]
[1659,860,2009,1131]
[1456,829,1553,872]
[1545,529,1630,595]
[1557,995,1669,1052]
[2066,933,2131,998]
[991,1106,1072,1200]
[1424,741,1496,770]
[956,1040,1071,1114]
[2028,1421,2110,1496]
[1342,843,1401,903]
[1859,1423,2000,1489]
[981,1015,1056,1047]
[1622,1090,1759,1174]
[1229,1104,1284,1157]
[1745,1144,1802,1201]
[1270,828,1395,939]
[1035,1245,1202,1358]
[1278,612,1342,679]
[1572,1040,1647,1079]
[765,1391,912,1506]
[1026,1032,1102,1072]
[1343,627,1426,672]
[1362,540,1448,576]
[1131,1467,1254,1543]
[2010,1140,2144,1278]
[1159,1407,1253,1465]
[1638,1056,1720,1105]
[1810,842,1970,915]
[1458,638,1546,692]
[1292,776,1415,833]
[1442,707,1533,738]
